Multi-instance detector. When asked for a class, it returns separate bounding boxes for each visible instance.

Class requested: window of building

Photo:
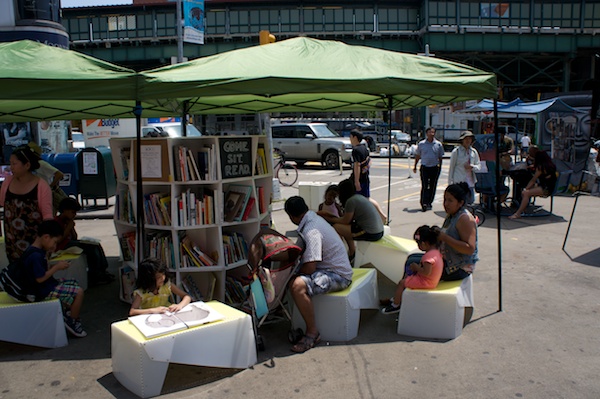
[108,15,136,31]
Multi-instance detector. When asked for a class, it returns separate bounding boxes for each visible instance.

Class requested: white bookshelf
[110,135,273,304]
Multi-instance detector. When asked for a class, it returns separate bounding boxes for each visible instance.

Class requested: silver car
[271,123,352,169]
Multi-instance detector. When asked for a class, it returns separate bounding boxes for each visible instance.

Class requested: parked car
[142,123,202,138]
[271,123,352,169]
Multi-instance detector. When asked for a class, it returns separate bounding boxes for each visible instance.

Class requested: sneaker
[381,303,401,315]
[64,316,87,338]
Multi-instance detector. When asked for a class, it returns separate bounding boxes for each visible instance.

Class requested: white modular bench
[111,301,256,398]
[397,275,474,340]
[292,267,378,342]
[354,233,420,283]
[0,292,68,348]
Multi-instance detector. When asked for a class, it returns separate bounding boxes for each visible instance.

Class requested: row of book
[115,189,135,224]
[143,192,171,226]
[180,234,218,268]
[225,276,247,305]
[174,144,217,181]
[223,232,249,265]
[147,231,174,269]
[177,188,215,226]
[181,273,216,302]
[118,231,136,262]
[119,147,131,180]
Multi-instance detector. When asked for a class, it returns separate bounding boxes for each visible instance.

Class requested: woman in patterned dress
[0,145,53,261]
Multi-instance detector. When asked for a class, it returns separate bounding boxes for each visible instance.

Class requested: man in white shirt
[284,196,352,353]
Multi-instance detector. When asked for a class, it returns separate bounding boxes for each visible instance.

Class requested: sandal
[291,333,321,353]
[508,213,522,220]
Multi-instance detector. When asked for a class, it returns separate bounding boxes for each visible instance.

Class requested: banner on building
[183,0,204,45]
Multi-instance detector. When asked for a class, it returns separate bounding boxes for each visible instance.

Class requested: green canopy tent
[0,40,179,121]
[140,37,496,112]
[139,37,505,310]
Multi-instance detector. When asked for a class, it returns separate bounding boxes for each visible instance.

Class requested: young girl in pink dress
[381,225,443,314]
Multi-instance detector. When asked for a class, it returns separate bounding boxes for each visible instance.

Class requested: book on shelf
[222,232,249,265]
[144,192,170,226]
[223,190,245,222]
[197,144,217,181]
[181,273,217,302]
[118,231,136,261]
[120,147,131,180]
[180,234,217,267]
[226,184,252,222]
[177,189,215,226]
[257,186,266,214]
[128,301,224,338]
[256,144,268,175]
[241,197,256,221]
[225,276,247,304]
[121,266,136,303]
[147,231,173,268]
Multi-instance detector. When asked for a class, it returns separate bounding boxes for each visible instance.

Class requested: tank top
[441,208,478,273]
[3,184,43,261]
[320,201,340,217]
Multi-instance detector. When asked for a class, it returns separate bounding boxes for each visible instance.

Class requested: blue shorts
[298,270,352,297]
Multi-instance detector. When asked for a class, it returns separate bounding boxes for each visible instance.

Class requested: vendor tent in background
[464,97,589,183]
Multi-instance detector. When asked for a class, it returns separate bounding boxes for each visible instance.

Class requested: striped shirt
[297,211,353,281]
[416,138,445,167]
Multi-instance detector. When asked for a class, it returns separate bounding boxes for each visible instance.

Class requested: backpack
[0,248,38,303]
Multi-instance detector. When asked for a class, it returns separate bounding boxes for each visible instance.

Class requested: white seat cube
[292,268,378,342]
[397,275,474,340]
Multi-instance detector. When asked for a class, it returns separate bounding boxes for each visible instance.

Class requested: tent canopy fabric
[0,38,497,121]
[139,37,497,114]
[0,40,138,101]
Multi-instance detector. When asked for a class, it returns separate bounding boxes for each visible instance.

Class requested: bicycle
[274,150,298,187]
[466,203,486,227]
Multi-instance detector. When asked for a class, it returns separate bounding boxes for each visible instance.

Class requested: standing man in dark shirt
[413,127,445,212]
[350,130,371,196]
[349,130,387,223]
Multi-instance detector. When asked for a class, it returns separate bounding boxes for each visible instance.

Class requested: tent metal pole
[494,99,503,312]
[387,96,393,224]
[181,100,189,137]
[134,101,145,263]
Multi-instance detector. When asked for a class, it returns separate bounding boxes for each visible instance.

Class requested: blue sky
[61,0,133,8]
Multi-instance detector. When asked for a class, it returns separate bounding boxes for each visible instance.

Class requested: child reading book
[380,225,443,314]
[129,258,192,316]
[24,220,87,337]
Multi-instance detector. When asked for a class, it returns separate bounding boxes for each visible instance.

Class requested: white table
[111,301,257,398]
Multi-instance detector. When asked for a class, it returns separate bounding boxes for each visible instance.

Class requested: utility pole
[176,0,184,63]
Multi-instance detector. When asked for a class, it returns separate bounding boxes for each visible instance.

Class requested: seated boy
[55,197,114,286]
[24,220,87,337]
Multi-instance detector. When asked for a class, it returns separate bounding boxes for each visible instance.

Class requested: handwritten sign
[220,138,252,179]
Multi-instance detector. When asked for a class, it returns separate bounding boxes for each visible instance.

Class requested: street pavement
[1,162,599,399]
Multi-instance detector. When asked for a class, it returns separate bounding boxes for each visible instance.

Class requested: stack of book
[180,234,217,268]
[116,188,135,223]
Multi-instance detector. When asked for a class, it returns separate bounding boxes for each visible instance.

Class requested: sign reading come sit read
[220,137,252,179]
